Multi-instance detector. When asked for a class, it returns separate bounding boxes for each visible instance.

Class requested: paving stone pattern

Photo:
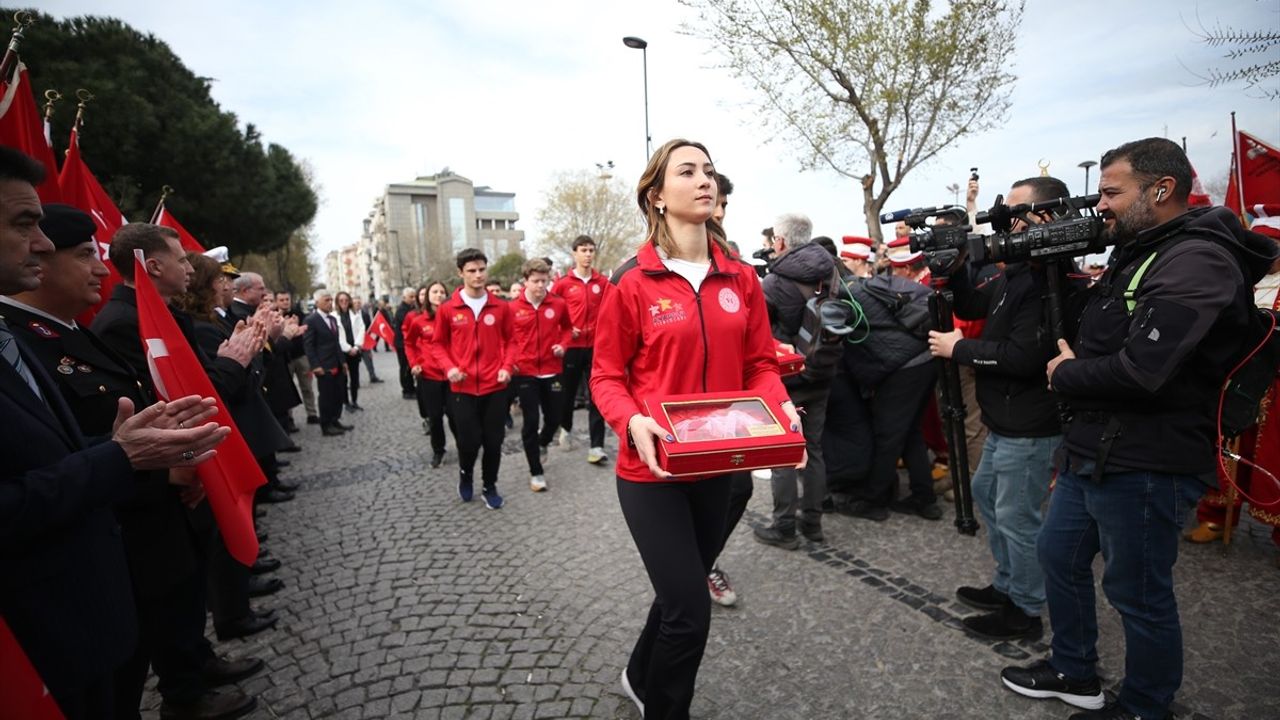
[142,353,1280,719]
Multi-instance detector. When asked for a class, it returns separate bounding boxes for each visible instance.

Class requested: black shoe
[956,584,1009,611]
[282,419,300,433]
[891,497,943,520]
[845,500,889,522]
[962,601,1043,641]
[370,377,384,383]
[753,525,800,550]
[247,576,284,598]
[1068,700,1163,720]
[402,391,417,400]
[275,479,299,492]
[306,415,321,425]
[275,459,291,469]
[348,402,363,411]
[251,557,281,575]
[254,506,266,519]
[333,420,353,431]
[256,530,269,543]
[321,425,345,437]
[201,655,265,686]
[430,451,444,469]
[256,488,294,504]
[214,611,277,641]
[160,689,256,720]
[1001,660,1105,710]
[820,496,836,513]
[279,443,302,453]
[800,522,824,543]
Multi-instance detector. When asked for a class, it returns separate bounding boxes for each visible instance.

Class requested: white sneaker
[530,475,547,492]
[587,447,608,465]
[751,468,773,481]
[620,667,644,715]
[557,428,572,448]
[707,568,738,607]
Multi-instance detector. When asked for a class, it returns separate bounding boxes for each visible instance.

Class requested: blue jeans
[971,432,1059,614]
[1038,468,1204,720]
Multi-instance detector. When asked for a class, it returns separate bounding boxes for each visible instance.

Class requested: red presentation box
[643,392,805,477]
[775,343,805,378]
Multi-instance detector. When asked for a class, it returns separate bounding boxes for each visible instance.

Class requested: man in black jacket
[0,147,228,719]
[928,176,1072,642]
[393,286,416,399]
[305,289,352,436]
[5,205,260,719]
[1000,138,1279,720]
[755,213,832,548]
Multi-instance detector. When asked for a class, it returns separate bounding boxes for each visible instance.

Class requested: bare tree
[682,0,1023,242]
[1183,10,1280,101]
[534,169,644,271]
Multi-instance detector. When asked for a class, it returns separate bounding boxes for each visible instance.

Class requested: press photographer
[1000,138,1279,720]
[926,175,1078,642]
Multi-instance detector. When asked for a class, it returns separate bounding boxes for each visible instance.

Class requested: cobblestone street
[145,352,1280,720]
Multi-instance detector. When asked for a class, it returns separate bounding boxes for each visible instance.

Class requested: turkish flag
[1226,130,1280,215]
[363,310,396,350]
[132,252,262,565]
[0,62,62,203]
[0,617,66,720]
[1187,164,1212,207]
[59,127,126,325]
[154,204,207,253]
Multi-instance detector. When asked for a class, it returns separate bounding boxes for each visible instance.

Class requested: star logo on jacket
[452,312,468,325]
[649,297,687,326]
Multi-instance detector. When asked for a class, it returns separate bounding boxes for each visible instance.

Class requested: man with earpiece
[998,138,1278,720]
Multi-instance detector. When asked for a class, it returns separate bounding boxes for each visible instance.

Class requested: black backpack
[792,266,855,383]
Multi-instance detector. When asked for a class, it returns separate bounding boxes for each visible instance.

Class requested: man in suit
[0,147,229,719]
[4,204,260,719]
[274,290,319,424]
[304,289,351,436]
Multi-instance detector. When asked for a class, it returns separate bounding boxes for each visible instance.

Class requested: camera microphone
[879,206,939,224]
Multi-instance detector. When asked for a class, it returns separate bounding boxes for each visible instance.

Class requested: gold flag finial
[1038,159,1051,177]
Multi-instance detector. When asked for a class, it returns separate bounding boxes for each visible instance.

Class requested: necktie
[0,318,44,401]
[327,315,338,336]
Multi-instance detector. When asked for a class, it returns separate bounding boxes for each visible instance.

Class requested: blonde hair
[635,138,733,260]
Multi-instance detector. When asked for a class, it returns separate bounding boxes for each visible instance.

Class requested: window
[474,195,515,213]
[449,197,468,251]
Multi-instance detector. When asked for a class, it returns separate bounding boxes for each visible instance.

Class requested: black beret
[39,203,98,251]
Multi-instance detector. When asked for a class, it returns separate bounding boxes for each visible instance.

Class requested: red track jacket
[430,290,514,396]
[550,268,609,349]
[509,291,572,377]
[590,240,791,482]
[403,310,445,382]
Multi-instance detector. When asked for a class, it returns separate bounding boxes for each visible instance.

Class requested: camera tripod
[926,280,980,536]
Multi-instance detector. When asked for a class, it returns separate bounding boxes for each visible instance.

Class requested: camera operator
[927,175,1074,642]
[1000,138,1279,720]
[755,213,833,548]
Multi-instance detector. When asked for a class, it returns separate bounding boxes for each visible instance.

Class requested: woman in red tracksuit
[591,139,800,719]
[404,281,454,467]
[509,258,573,492]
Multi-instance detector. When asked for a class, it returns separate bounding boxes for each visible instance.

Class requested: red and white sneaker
[707,568,738,607]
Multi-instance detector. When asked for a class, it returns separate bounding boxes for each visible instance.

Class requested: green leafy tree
[487,252,527,289]
[5,9,317,254]
[682,0,1023,243]
[534,169,643,271]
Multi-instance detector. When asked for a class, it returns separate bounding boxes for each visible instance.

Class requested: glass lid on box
[663,399,784,443]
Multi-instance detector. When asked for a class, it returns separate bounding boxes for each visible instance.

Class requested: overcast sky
[38,0,1280,266]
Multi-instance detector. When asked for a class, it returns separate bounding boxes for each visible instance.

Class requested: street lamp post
[622,36,651,162]
[946,182,960,207]
[1078,160,1098,195]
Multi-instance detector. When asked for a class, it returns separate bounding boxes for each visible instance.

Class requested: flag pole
[0,11,33,85]
[1231,111,1247,224]
[150,185,173,224]
[72,88,92,131]
[42,88,59,148]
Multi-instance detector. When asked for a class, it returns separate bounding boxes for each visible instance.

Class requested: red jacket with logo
[590,241,791,482]
[430,290,514,396]
[509,292,572,377]
[550,268,609,349]
[403,310,445,382]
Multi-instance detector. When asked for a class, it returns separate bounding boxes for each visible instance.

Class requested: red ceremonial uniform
[509,292,572,376]
[403,310,445,382]
[431,290,514,396]
[550,268,609,349]
[591,241,791,483]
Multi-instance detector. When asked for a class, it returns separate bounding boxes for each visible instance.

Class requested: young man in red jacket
[509,258,572,491]
[550,235,610,464]
[431,249,514,509]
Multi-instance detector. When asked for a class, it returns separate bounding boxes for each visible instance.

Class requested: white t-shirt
[661,257,711,292]
[461,291,488,319]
